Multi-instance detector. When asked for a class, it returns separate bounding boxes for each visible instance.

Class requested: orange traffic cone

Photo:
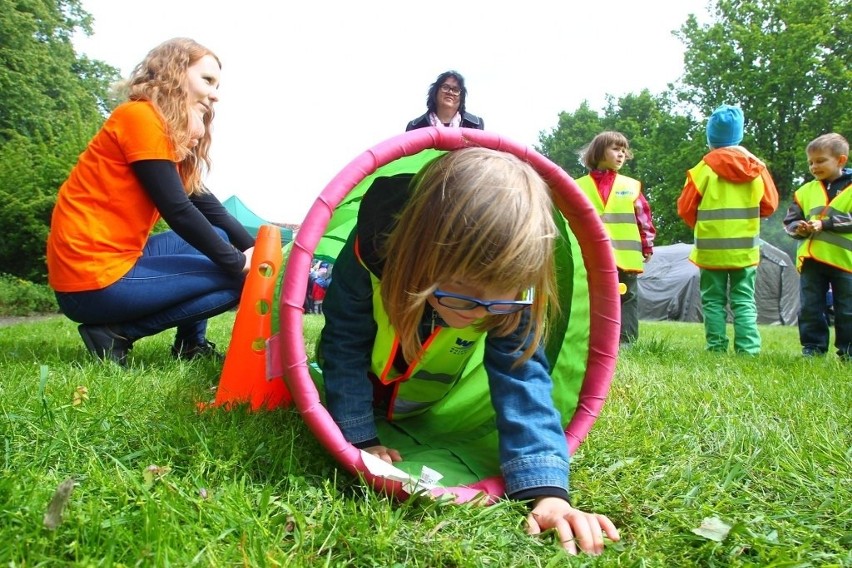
[207,224,292,410]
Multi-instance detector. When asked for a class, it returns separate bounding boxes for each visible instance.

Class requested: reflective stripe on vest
[794,179,852,273]
[687,161,763,268]
[367,273,487,419]
[575,174,644,271]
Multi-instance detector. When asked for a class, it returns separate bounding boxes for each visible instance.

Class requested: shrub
[0,274,58,315]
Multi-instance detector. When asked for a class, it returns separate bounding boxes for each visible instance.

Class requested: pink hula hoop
[278,128,619,502]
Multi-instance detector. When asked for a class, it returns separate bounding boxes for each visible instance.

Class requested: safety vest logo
[450,337,476,355]
[613,189,634,198]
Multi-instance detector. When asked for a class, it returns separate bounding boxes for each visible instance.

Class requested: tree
[538,0,850,252]
[537,101,605,179]
[599,92,704,244]
[538,91,703,245]
[675,0,852,198]
[0,0,119,282]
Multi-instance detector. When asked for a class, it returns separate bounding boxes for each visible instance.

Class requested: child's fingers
[566,511,606,555]
[525,512,542,536]
[555,517,579,555]
[597,514,621,541]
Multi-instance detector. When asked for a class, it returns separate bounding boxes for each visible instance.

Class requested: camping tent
[637,241,800,325]
[223,195,293,245]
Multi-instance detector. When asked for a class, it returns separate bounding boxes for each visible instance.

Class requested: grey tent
[637,241,799,325]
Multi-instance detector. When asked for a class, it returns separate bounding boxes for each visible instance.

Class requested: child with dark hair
[405,70,484,131]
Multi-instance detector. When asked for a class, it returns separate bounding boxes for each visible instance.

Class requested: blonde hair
[127,38,219,194]
[806,133,849,158]
[579,131,634,170]
[380,148,559,364]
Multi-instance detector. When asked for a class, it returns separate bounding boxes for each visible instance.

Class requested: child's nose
[470,306,489,318]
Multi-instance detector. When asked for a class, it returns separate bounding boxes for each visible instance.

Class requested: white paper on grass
[691,516,732,542]
[359,450,445,495]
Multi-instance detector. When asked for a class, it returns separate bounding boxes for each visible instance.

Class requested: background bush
[0,273,58,315]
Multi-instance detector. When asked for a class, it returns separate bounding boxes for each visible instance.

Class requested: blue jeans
[798,259,852,358]
[55,229,245,345]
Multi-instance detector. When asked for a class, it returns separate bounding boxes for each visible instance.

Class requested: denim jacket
[319,195,570,499]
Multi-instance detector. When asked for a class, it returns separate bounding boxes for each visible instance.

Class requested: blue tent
[222,195,292,245]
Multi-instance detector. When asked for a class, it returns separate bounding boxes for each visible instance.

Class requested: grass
[0,315,849,566]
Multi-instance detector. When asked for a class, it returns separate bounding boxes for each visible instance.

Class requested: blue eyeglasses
[433,287,535,314]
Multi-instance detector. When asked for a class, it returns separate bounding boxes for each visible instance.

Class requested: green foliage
[539,92,705,245]
[0,132,57,282]
[675,0,851,198]
[0,0,119,283]
[0,316,849,565]
[0,273,58,315]
[539,0,850,247]
[602,92,706,245]
[537,100,604,178]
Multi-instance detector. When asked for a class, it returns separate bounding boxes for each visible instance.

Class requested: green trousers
[699,266,761,355]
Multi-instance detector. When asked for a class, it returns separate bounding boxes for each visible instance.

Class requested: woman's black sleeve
[190,190,256,251]
[130,159,246,274]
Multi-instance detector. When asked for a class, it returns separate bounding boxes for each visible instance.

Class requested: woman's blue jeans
[55,229,246,345]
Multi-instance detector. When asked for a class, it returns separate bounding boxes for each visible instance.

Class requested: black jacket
[405,112,484,132]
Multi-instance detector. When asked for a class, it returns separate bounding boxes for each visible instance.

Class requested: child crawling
[318,147,619,554]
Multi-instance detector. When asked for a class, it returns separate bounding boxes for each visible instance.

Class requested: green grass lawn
[0,315,849,566]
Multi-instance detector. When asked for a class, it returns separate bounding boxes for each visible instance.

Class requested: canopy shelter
[222,195,293,245]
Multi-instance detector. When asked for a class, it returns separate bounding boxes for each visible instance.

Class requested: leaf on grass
[427,520,452,538]
[605,458,637,474]
[72,386,89,406]
[692,516,731,542]
[39,365,53,422]
[43,477,76,530]
[142,464,171,488]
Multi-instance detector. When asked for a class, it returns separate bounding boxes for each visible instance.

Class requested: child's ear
[838,154,849,168]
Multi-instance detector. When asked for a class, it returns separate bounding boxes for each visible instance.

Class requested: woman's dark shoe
[171,339,224,362]
[78,324,132,366]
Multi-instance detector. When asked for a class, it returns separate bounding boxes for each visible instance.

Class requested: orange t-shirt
[47,101,179,291]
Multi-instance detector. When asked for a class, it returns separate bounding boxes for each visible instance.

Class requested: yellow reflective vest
[794,179,852,273]
[686,161,763,268]
[368,274,487,420]
[576,174,645,272]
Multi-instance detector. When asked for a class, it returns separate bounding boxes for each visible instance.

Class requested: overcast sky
[74,0,711,223]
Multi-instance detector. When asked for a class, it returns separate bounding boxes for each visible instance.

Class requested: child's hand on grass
[527,496,620,555]
[364,445,402,464]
